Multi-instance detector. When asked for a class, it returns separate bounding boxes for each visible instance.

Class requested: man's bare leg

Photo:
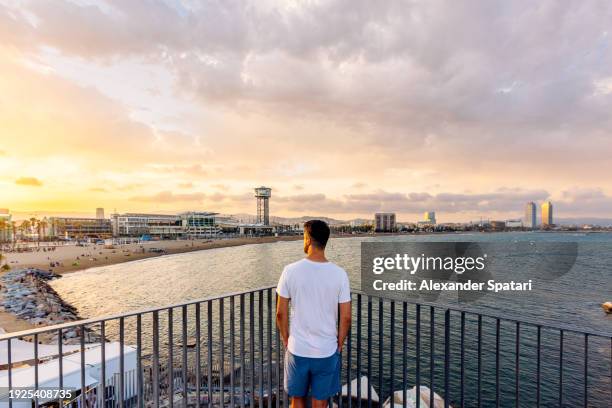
[291,397,307,408]
[312,398,328,408]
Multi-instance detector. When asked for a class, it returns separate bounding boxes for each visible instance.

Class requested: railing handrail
[351,289,612,338]
[0,285,277,341]
[1,285,610,341]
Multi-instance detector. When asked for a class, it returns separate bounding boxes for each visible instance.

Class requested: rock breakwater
[0,268,99,342]
[0,268,79,326]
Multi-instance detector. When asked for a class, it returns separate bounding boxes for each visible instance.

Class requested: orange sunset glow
[1,1,612,223]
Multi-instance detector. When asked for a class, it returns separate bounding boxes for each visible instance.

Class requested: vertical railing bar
[357,294,362,408]
[58,328,63,391]
[207,301,213,408]
[416,304,421,408]
[137,314,143,408]
[101,321,107,408]
[444,310,450,408]
[429,307,434,408]
[477,315,482,408]
[182,305,188,408]
[347,301,353,408]
[515,322,520,408]
[168,308,174,408]
[559,330,564,407]
[275,293,281,408]
[7,338,12,408]
[338,302,343,408]
[220,298,225,408]
[390,301,395,408]
[250,292,255,408]
[34,333,39,408]
[536,326,541,408]
[402,302,407,408]
[495,319,500,408]
[367,296,372,408]
[120,316,125,408]
[79,328,85,408]
[240,294,245,408]
[460,312,465,408]
[196,303,202,408]
[258,290,264,408]
[378,299,384,407]
[267,289,273,408]
[230,296,236,408]
[153,311,160,408]
[584,334,588,408]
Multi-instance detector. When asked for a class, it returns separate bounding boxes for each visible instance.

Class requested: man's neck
[306,249,328,263]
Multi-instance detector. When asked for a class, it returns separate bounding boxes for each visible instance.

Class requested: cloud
[1,1,612,220]
[130,191,205,203]
[15,177,43,187]
[89,187,107,192]
[272,188,550,216]
[178,182,194,188]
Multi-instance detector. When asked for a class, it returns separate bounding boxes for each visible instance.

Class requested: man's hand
[276,295,290,349]
[337,301,351,353]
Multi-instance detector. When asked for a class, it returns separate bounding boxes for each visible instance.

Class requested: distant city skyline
[1,2,612,222]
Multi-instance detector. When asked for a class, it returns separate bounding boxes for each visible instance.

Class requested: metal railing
[0,286,611,408]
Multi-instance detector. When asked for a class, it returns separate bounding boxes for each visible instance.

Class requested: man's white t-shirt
[276,258,351,358]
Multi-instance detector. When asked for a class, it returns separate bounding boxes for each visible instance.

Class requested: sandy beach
[2,235,306,275]
[0,235,307,333]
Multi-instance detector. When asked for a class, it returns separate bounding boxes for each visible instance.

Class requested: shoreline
[0,235,303,333]
[2,235,306,275]
[2,230,592,334]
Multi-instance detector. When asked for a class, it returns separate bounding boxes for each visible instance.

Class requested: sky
[1,0,612,222]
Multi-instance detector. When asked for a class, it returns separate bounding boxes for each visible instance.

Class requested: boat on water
[340,376,380,406]
[382,386,449,408]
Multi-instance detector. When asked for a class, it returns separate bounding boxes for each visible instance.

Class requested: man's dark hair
[304,220,330,248]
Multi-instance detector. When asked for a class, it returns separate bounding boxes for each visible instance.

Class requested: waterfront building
[48,217,113,239]
[180,211,220,238]
[524,202,536,229]
[254,186,272,225]
[375,212,396,232]
[111,213,183,238]
[505,219,523,229]
[423,211,436,224]
[490,220,506,231]
[542,201,553,227]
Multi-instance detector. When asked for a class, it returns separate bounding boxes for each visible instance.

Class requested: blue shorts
[284,350,341,400]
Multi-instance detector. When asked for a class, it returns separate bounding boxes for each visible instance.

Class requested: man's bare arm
[337,301,351,352]
[276,295,290,348]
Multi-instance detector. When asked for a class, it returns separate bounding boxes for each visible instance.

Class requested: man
[276,220,352,408]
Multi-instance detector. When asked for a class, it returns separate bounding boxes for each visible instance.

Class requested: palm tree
[39,219,48,244]
[0,219,6,265]
[0,219,7,243]
[10,221,16,249]
[19,220,31,242]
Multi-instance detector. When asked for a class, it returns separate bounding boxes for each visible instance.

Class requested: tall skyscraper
[423,211,436,224]
[524,202,536,229]
[375,213,396,232]
[541,201,553,226]
[96,207,105,220]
